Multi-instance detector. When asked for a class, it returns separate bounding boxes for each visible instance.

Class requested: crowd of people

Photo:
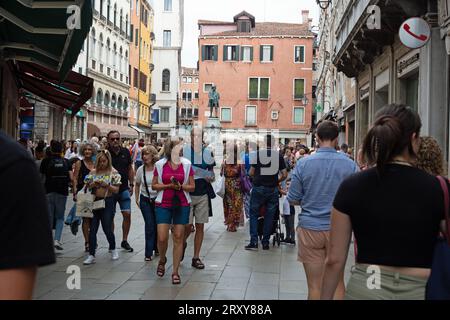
[1,103,449,299]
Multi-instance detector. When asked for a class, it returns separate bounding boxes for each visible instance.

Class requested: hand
[73,194,77,202]
[129,185,134,196]
[135,199,140,207]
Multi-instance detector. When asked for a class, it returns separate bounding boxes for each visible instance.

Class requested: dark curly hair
[416,136,445,176]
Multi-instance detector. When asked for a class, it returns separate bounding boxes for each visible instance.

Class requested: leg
[288,215,296,242]
[172,224,185,276]
[82,218,91,249]
[302,262,325,300]
[192,195,208,259]
[100,198,116,251]
[139,195,153,258]
[89,211,101,256]
[193,223,204,259]
[249,187,265,245]
[157,224,170,261]
[47,193,56,232]
[54,195,67,242]
[261,188,278,246]
[119,190,132,242]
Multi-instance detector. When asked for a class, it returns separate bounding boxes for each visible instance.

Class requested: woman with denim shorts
[152,137,195,285]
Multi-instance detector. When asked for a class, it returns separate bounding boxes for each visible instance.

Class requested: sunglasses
[110,138,120,141]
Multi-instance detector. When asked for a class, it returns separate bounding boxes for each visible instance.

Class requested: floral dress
[222,163,244,232]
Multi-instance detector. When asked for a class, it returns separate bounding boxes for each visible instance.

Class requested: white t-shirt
[135,165,157,199]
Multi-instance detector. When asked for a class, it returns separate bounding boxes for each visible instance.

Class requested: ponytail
[362,104,421,174]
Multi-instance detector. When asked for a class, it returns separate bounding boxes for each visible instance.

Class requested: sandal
[192,257,205,269]
[157,257,167,277]
[145,256,152,262]
[172,273,181,285]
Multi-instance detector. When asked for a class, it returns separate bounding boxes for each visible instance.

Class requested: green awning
[0,0,92,81]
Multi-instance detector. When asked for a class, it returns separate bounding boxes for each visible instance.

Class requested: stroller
[257,201,284,247]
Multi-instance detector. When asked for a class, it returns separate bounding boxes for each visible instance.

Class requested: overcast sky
[181,0,320,68]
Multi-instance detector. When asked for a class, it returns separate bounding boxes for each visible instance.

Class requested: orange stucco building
[178,67,199,134]
[197,11,314,144]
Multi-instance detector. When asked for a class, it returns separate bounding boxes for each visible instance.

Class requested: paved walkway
[33,195,354,300]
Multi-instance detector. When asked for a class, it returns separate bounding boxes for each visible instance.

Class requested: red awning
[13,61,93,114]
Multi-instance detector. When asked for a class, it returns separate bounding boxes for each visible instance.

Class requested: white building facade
[73,0,138,140]
[150,0,184,141]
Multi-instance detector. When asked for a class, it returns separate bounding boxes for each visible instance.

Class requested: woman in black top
[321,104,447,300]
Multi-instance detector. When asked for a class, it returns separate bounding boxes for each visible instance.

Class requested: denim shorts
[156,206,190,225]
[112,189,131,214]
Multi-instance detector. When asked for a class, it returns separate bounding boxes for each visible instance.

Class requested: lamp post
[316,0,332,10]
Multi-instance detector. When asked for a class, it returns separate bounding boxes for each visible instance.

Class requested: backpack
[46,157,69,190]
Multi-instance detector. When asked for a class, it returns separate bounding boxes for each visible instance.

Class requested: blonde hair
[142,145,159,164]
[416,136,445,176]
[95,149,113,172]
[163,137,181,161]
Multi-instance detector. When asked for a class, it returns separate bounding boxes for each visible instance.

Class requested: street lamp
[316,0,332,10]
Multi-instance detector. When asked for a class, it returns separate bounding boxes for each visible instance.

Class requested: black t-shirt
[251,149,286,188]
[333,164,445,268]
[109,147,132,193]
[0,131,55,270]
[40,155,71,196]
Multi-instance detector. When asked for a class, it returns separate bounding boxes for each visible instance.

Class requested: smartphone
[170,176,180,185]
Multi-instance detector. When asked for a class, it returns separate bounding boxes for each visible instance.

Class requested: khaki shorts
[189,194,209,224]
[297,227,330,264]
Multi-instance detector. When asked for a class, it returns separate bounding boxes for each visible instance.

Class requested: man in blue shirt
[288,121,357,300]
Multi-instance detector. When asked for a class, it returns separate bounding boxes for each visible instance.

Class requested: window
[162,69,170,91]
[201,45,218,61]
[204,83,213,93]
[163,30,171,47]
[295,46,305,63]
[164,0,172,11]
[136,0,138,16]
[183,77,187,83]
[260,45,273,62]
[135,29,138,47]
[294,79,305,100]
[245,106,257,125]
[194,91,199,99]
[140,72,147,92]
[133,68,138,88]
[182,91,187,100]
[79,67,83,74]
[241,46,253,62]
[160,107,170,122]
[249,78,270,99]
[96,89,103,104]
[187,91,192,101]
[238,20,251,33]
[223,45,240,61]
[188,77,192,83]
[111,94,117,108]
[194,108,199,117]
[220,108,232,122]
[104,91,110,106]
[195,78,199,83]
[113,3,117,26]
[293,107,305,124]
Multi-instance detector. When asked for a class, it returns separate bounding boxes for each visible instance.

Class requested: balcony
[91,60,96,70]
[121,30,126,38]
[93,9,99,17]
[114,25,120,32]
[100,15,107,23]
[108,20,114,28]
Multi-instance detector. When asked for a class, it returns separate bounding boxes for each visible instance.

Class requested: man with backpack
[40,140,72,251]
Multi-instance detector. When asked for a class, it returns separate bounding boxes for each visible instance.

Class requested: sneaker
[262,243,270,250]
[54,240,64,251]
[111,249,119,260]
[244,243,258,251]
[121,241,134,252]
[70,220,80,236]
[83,255,96,265]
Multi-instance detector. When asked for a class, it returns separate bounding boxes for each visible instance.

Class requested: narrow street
[34,195,354,300]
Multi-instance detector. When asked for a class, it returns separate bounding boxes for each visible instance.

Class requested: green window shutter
[236,45,240,61]
[260,45,263,61]
[249,78,258,99]
[301,46,305,62]
[250,47,253,61]
[240,46,244,61]
[260,78,269,99]
[213,45,218,61]
[294,79,305,99]
[201,46,206,61]
[270,45,274,61]
[223,45,228,61]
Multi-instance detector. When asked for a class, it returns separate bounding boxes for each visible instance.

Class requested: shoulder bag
[425,175,450,300]
[75,186,95,218]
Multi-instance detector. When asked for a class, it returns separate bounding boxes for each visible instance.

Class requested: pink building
[197,11,314,144]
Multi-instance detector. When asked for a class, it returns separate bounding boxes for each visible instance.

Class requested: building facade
[151,0,184,142]
[197,11,314,144]
[75,0,137,140]
[318,0,450,171]
[178,67,199,138]
[129,0,155,140]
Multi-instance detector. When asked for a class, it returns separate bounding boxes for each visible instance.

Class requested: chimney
[301,10,309,25]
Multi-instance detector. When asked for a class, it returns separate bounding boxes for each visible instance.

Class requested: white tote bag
[215,175,226,198]
[75,192,95,218]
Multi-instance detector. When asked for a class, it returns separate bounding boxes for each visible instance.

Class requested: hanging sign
[399,17,431,49]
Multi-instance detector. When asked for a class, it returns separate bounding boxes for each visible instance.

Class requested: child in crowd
[279,179,296,245]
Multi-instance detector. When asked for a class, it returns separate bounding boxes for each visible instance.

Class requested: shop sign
[399,18,431,49]
[397,50,420,77]
[360,85,370,100]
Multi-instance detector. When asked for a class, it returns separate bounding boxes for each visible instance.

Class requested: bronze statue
[208,85,220,118]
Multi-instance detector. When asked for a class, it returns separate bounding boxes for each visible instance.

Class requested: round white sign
[399,17,431,49]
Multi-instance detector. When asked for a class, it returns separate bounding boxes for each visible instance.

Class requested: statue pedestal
[205,117,223,167]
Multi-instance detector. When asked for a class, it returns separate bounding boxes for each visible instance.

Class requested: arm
[249,166,255,177]
[0,268,37,300]
[321,208,352,300]
[152,174,176,191]
[135,184,141,206]
[72,161,81,197]
[287,166,303,206]
[182,175,196,193]
[128,163,135,196]
[278,169,288,184]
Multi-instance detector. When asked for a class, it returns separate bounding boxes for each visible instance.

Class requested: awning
[88,122,138,139]
[0,0,93,81]
[129,125,145,134]
[14,61,93,114]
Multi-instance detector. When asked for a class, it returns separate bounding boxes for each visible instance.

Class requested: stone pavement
[33,195,354,300]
